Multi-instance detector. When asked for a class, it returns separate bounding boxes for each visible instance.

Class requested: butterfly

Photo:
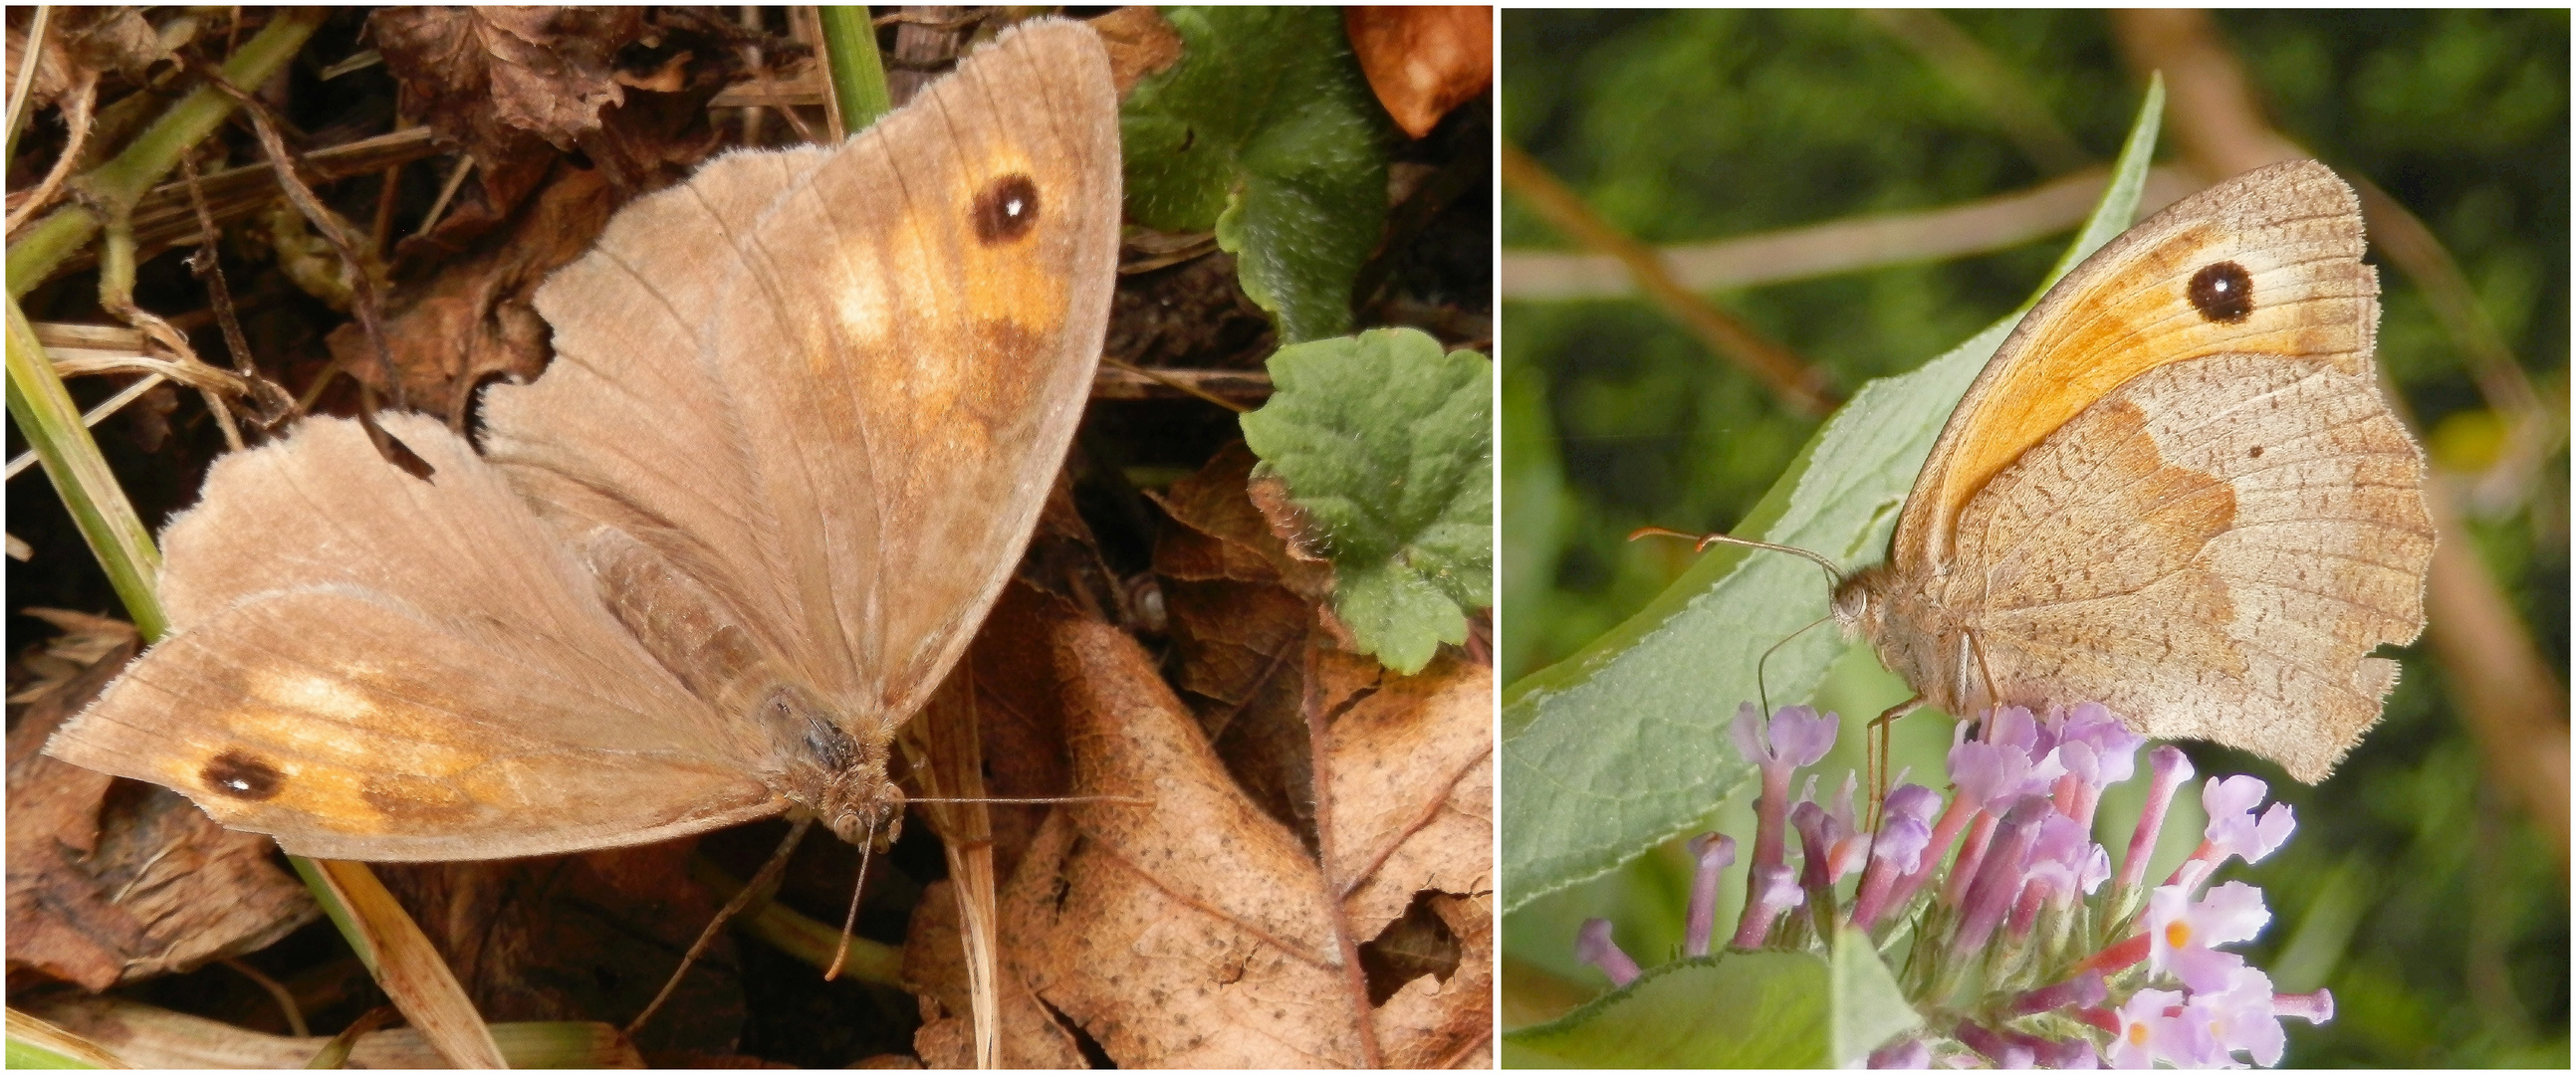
[1832,158,2434,782]
[48,19,1123,859]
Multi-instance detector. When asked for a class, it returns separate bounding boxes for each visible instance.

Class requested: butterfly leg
[1967,631,2006,729]
[1866,694,1924,830]
[627,815,815,1038]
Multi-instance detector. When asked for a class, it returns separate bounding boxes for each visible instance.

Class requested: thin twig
[180,151,287,426]
[5,68,97,237]
[1501,165,2201,300]
[222,958,310,1037]
[196,61,402,410]
[1501,140,1839,417]
[1098,355,1249,413]
[4,5,53,160]
[3,372,165,481]
[411,153,473,242]
[98,210,245,451]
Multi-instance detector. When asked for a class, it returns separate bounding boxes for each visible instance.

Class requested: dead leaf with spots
[994,618,1492,1068]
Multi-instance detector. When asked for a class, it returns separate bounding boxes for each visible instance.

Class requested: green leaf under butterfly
[1240,327,1492,675]
[1121,7,1393,342]
[1498,78,2168,915]
[1503,930,1922,1068]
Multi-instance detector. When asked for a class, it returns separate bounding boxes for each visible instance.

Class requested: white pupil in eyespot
[1005,197,1025,218]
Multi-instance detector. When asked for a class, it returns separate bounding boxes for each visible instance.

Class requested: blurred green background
[1500,9,2566,1067]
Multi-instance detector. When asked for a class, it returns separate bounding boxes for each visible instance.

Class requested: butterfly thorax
[1838,561,1995,717]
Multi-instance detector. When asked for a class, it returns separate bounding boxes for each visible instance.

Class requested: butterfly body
[48,20,1120,860]
[1840,159,2433,782]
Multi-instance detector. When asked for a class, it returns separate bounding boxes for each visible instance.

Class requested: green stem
[7,7,327,297]
[4,296,167,640]
[817,6,891,135]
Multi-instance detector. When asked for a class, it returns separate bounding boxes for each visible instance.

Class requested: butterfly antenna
[824,816,872,981]
[1629,526,1847,589]
[908,793,1154,806]
[1755,613,1836,719]
[627,816,813,1038]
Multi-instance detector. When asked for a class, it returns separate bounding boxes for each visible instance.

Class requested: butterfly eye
[2187,261,2255,323]
[972,173,1042,245]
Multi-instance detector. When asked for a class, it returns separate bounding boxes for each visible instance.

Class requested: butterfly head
[1830,564,1887,640]
[820,774,905,851]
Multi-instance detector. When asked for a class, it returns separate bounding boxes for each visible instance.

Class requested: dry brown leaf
[1155,443,1336,838]
[1345,7,1494,138]
[901,879,1083,1069]
[330,164,615,421]
[1323,653,1492,935]
[5,618,318,991]
[52,7,179,83]
[1089,6,1185,96]
[372,8,643,165]
[996,617,1492,1067]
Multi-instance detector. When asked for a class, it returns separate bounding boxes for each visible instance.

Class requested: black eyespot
[2188,261,2254,323]
[972,173,1041,245]
[202,752,284,800]
[2248,445,2264,459]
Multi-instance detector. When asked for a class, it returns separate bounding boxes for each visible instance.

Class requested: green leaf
[1503,930,1921,1068]
[1240,327,1492,674]
[1121,7,1392,342]
[1499,78,2166,913]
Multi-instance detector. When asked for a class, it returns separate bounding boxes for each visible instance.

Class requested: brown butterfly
[48,20,1121,859]
[1832,159,2433,782]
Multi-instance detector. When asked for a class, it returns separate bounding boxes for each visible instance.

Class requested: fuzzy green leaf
[1503,931,1920,1068]
[1240,327,1492,673]
[1121,7,1391,342]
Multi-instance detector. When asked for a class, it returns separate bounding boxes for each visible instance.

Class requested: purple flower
[2109,987,2225,1068]
[2007,970,2108,1016]
[1953,1021,2032,1068]
[1682,832,1736,958]
[1950,738,2034,813]
[2030,1033,2100,1069]
[2193,962,2288,1066]
[2274,987,2334,1024]
[2023,812,2110,907]
[1866,1036,1931,1068]
[2117,747,2195,898]
[1735,704,1836,947]
[1733,702,1836,768]
[1952,796,2053,955]
[2052,702,2144,787]
[1576,918,1640,986]
[1849,783,1941,932]
[2148,881,2271,992]
[1732,863,1805,949]
[2203,774,2295,867]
